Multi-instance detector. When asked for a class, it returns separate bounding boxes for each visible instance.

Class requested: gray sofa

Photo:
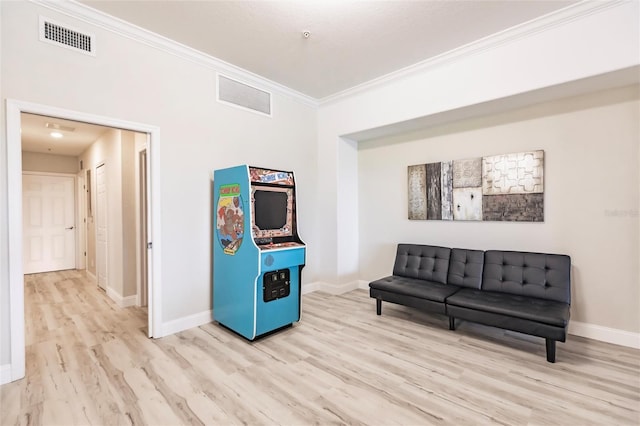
[369,244,571,362]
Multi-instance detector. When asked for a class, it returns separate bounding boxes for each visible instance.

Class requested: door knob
[65,226,74,230]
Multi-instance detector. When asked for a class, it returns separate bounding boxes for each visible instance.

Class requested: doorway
[5,99,162,384]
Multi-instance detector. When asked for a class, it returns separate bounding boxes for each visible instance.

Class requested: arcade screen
[254,191,287,230]
[251,186,294,238]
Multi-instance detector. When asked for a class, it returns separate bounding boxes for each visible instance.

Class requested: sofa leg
[546,339,556,363]
[376,298,381,315]
[449,317,456,331]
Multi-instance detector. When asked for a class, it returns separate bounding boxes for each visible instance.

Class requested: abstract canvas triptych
[408,150,544,222]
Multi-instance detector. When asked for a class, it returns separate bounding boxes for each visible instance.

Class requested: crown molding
[29,0,319,108]
[319,0,628,106]
[28,0,627,109]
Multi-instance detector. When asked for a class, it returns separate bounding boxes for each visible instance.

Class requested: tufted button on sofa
[369,244,571,362]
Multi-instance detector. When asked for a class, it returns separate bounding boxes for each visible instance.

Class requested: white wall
[359,85,639,333]
[121,131,137,298]
[316,0,639,288]
[0,0,318,368]
[78,129,124,299]
[317,2,640,282]
[314,1,639,345]
[21,151,78,174]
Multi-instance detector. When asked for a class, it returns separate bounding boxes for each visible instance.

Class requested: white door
[96,164,108,290]
[23,174,76,274]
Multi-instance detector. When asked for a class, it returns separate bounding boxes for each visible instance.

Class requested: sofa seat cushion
[447,288,570,327]
[369,276,460,303]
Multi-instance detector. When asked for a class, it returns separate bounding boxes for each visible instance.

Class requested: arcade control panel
[263,268,290,302]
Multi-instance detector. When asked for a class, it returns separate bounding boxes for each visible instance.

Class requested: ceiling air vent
[39,16,95,56]
[217,74,272,117]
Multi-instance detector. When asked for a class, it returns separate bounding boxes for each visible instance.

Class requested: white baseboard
[1,364,12,385]
[357,280,369,290]
[301,281,324,294]
[85,270,97,282]
[106,287,137,308]
[161,310,213,337]
[569,321,640,349]
[302,282,639,350]
[302,280,369,295]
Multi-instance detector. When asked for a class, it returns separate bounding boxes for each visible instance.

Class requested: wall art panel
[453,157,482,188]
[408,164,427,220]
[426,162,442,220]
[453,187,483,221]
[483,150,544,195]
[408,150,544,222]
[482,193,544,221]
[441,161,453,220]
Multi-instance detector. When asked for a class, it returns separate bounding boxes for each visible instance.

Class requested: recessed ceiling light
[50,131,63,139]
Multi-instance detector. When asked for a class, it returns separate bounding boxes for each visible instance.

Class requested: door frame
[136,146,149,309]
[6,99,163,383]
[95,162,108,291]
[22,171,78,273]
[76,172,86,270]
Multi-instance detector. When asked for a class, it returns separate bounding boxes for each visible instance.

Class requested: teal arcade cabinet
[213,165,305,340]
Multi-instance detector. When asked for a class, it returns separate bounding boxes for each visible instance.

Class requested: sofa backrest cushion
[393,244,451,284]
[482,250,571,304]
[447,248,484,289]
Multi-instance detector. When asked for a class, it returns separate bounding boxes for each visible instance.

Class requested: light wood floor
[1,270,639,425]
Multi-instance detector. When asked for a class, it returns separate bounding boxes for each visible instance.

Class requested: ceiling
[23,1,581,155]
[21,113,110,156]
[79,0,580,99]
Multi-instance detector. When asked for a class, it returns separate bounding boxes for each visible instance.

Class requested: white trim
[94,161,107,292]
[21,171,76,178]
[301,280,364,296]
[0,365,12,384]
[85,269,97,282]
[161,310,213,337]
[106,287,137,308]
[319,0,626,105]
[569,321,640,349]
[28,0,624,107]
[76,173,86,270]
[144,132,158,339]
[6,101,25,384]
[30,0,316,108]
[5,99,163,385]
[134,139,148,309]
[301,282,323,295]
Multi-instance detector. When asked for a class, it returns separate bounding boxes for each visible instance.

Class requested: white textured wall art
[483,150,544,195]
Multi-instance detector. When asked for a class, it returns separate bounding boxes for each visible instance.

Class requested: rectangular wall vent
[39,16,96,56]
[217,74,272,117]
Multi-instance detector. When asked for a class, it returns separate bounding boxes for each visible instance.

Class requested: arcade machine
[213,165,305,340]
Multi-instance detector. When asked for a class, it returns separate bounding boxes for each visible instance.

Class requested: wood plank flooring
[1,270,639,425]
